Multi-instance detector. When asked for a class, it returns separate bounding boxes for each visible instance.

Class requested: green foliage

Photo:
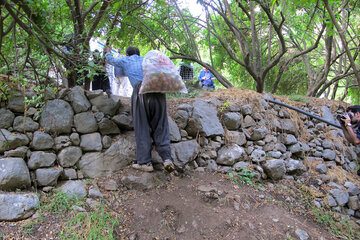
[220,100,231,112]
[21,221,38,236]
[59,204,119,240]
[42,191,82,213]
[166,89,201,99]
[228,169,262,190]
[308,202,360,240]
[288,95,310,103]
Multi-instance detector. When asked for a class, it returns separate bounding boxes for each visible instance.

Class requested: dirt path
[0,168,341,240]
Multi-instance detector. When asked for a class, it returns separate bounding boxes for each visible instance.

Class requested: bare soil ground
[0,168,340,240]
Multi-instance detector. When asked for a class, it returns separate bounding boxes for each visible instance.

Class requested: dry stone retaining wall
[0,87,360,221]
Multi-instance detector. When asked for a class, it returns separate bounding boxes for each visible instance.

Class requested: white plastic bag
[140,50,187,94]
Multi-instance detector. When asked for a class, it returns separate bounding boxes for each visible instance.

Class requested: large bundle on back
[140,50,187,94]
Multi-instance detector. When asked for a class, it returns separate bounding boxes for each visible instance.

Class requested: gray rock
[57,180,87,199]
[61,168,77,180]
[321,106,337,125]
[348,196,360,210]
[70,133,80,146]
[28,151,57,170]
[102,135,112,149]
[4,146,28,158]
[242,115,255,128]
[249,149,266,163]
[78,134,135,178]
[328,195,337,207]
[186,100,224,137]
[272,118,296,135]
[112,113,133,130]
[329,189,349,206]
[216,144,246,166]
[207,160,218,172]
[31,131,54,150]
[86,89,103,99]
[286,159,306,175]
[171,140,200,169]
[233,161,249,170]
[103,179,118,191]
[168,117,181,142]
[121,173,163,191]
[315,164,327,174]
[288,143,302,154]
[0,108,15,128]
[249,127,267,141]
[322,140,333,149]
[0,193,39,221]
[0,129,29,153]
[74,112,98,133]
[323,149,336,161]
[80,133,102,151]
[267,151,282,159]
[58,146,82,167]
[98,118,120,135]
[89,95,121,116]
[13,116,39,132]
[54,135,71,151]
[0,157,31,190]
[223,112,241,130]
[173,109,189,129]
[241,104,252,115]
[88,188,104,198]
[279,134,297,145]
[67,86,91,113]
[227,131,247,146]
[7,92,25,113]
[295,228,309,240]
[40,99,74,134]
[36,167,63,186]
[262,159,286,180]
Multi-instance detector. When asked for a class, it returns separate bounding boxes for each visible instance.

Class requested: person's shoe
[132,163,154,172]
[163,159,175,172]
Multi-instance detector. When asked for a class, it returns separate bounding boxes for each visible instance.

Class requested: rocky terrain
[0,87,360,239]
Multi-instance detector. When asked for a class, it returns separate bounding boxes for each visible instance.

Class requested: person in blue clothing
[104,46,175,173]
[198,66,215,90]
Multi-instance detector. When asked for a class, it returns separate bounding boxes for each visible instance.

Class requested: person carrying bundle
[104,46,176,172]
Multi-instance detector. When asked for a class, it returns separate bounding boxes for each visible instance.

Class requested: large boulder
[78,133,136,178]
[0,157,31,190]
[74,112,98,133]
[13,116,39,132]
[186,100,224,137]
[216,144,246,166]
[0,129,29,153]
[0,108,15,129]
[0,193,39,221]
[67,86,91,113]
[171,140,200,169]
[40,99,74,134]
[262,159,286,180]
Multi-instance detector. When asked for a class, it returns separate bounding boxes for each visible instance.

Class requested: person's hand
[343,115,351,125]
[202,76,206,80]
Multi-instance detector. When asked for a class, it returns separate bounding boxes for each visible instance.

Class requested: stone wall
[1,86,360,221]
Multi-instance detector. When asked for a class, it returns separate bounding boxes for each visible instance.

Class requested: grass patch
[59,204,119,240]
[288,95,309,103]
[41,191,83,213]
[310,204,359,240]
[166,89,201,99]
